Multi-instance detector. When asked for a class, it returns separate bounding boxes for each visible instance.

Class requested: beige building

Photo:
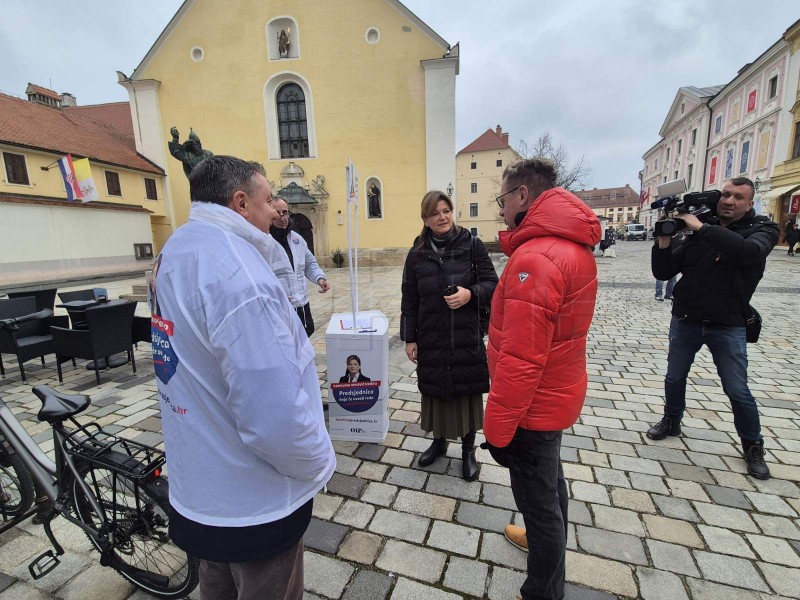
[574,185,640,227]
[0,85,167,287]
[455,125,521,241]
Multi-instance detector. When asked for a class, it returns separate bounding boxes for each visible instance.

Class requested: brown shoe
[504,524,528,552]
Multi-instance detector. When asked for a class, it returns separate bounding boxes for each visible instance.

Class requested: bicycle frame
[0,398,109,545]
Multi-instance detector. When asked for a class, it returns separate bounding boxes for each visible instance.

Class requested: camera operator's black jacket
[652,209,779,326]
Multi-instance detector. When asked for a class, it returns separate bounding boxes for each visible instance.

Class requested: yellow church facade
[120,0,459,263]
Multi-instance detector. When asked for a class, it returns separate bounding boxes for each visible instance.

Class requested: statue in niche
[367,182,382,218]
[278,29,290,58]
[169,127,213,178]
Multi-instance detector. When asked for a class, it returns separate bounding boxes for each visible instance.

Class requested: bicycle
[0,311,198,598]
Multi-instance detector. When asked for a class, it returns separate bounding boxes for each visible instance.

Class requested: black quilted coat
[400,228,498,400]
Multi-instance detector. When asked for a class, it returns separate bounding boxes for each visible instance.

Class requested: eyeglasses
[495,185,521,209]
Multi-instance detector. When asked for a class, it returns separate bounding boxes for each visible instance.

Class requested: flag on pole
[639,189,650,210]
[57,155,83,201]
[72,158,99,202]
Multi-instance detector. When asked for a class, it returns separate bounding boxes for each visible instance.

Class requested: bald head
[273,198,290,229]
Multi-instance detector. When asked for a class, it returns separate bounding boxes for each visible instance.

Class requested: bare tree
[517,132,592,191]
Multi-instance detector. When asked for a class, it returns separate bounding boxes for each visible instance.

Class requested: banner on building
[709,157,717,185]
[57,154,83,201]
[72,158,99,202]
[639,189,650,210]
[791,194,800,214]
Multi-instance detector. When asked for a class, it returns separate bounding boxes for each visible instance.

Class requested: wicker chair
[7,288,57,312]
[0,297,69,383]
[51,302,137,386]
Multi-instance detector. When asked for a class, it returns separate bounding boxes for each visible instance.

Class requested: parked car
[625,223,647,241]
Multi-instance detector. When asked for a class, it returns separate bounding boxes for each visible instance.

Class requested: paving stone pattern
[1,244,799,598]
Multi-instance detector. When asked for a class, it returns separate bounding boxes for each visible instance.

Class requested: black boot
[461,431,478,481]
[743,440,770,480]
[418,437,446,467]
[646,416,682,440]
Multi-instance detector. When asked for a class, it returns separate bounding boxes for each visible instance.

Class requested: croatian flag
[58,154,83,201]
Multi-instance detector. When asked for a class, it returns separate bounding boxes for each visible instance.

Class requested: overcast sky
[2,1,798,188]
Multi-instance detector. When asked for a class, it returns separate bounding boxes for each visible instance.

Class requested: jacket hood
[499,187,601,255]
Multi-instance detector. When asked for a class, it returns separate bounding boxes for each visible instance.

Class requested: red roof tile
[574,186,639,208]
[64,103,135,137]
[0,93,162,174]
[458,126,511,154]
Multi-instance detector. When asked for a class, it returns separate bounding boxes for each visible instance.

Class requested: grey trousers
[199,539,304,600]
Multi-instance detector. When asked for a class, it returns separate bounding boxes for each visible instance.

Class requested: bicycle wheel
[71,464,198,599]
[0,450,35,518]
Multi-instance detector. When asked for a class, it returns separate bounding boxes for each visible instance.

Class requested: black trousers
[296,303,314,337]
[508,428,568,600]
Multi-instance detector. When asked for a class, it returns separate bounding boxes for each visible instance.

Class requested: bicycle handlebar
[0,309,54,330]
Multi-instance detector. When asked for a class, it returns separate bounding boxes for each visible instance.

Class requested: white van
[625,223,647,241]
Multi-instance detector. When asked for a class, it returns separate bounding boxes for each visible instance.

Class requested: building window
[677,140,682,154]
[470,161,476,169]
[691,129,697,146]
[792,122,800,160]
[105,171,122,196]
[496,159,502,167]
[469,202,478,217]
[674,170,678,180]
[134,243,154,260]
[666,148,670,162]
[655,158,658,169]
[277,83,309,158]
[687,164,694,188]
[144,178,158,200]
[730,99,740,124]
[715,115,722,134]
[768,75,778,100]
[470,227,478,237]
[2,152,30,185]
[470,182,477,193]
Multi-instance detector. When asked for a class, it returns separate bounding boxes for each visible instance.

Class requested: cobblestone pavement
[1,241,799,599]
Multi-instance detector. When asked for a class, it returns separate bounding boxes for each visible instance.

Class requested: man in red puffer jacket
[482,158,600,600]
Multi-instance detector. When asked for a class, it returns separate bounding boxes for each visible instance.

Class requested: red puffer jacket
[484,187,601,447]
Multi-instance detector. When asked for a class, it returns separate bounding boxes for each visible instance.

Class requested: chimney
[496,125,502,135]
[61,92,77,107]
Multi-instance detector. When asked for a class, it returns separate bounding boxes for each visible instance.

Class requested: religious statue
[278,29,290,58]
[367,182,382,218]
[169,127,214,178]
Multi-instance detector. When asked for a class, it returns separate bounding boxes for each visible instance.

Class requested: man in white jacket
[149,156,335,600]
[269,198,329,336]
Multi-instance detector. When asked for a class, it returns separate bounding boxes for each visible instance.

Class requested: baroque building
[118,0,458,264]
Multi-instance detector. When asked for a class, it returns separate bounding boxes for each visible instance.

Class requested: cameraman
[649,177,779,480]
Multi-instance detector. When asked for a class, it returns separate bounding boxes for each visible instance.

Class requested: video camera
[651,178,721,237]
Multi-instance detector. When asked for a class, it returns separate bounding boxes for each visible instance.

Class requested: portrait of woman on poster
[339,355,371,383]
[400,190,498,481]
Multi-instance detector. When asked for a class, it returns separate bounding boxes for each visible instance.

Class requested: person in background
[269,199,330,337]
[655,275,677,301]
[401,190,498,482]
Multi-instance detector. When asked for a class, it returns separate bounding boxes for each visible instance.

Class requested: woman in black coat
[400,190,498,480]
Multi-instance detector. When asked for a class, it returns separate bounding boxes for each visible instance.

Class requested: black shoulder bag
[470,237,491,337]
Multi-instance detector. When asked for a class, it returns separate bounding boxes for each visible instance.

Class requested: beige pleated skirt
[420,394,484,439]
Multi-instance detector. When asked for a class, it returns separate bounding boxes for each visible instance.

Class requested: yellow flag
[72,158,99,202]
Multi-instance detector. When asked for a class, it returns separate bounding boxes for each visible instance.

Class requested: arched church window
[277,83,309,158]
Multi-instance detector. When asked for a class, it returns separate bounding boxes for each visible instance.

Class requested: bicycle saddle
[32,386,91,422]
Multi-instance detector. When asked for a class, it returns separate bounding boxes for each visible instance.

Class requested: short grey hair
[503,157,557,199]
[189,155,266,206]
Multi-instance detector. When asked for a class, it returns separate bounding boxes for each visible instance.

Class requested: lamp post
[447,182,453,197]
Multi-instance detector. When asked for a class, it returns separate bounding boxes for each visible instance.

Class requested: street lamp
[754,176,761,192]
[447,182,453,197]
